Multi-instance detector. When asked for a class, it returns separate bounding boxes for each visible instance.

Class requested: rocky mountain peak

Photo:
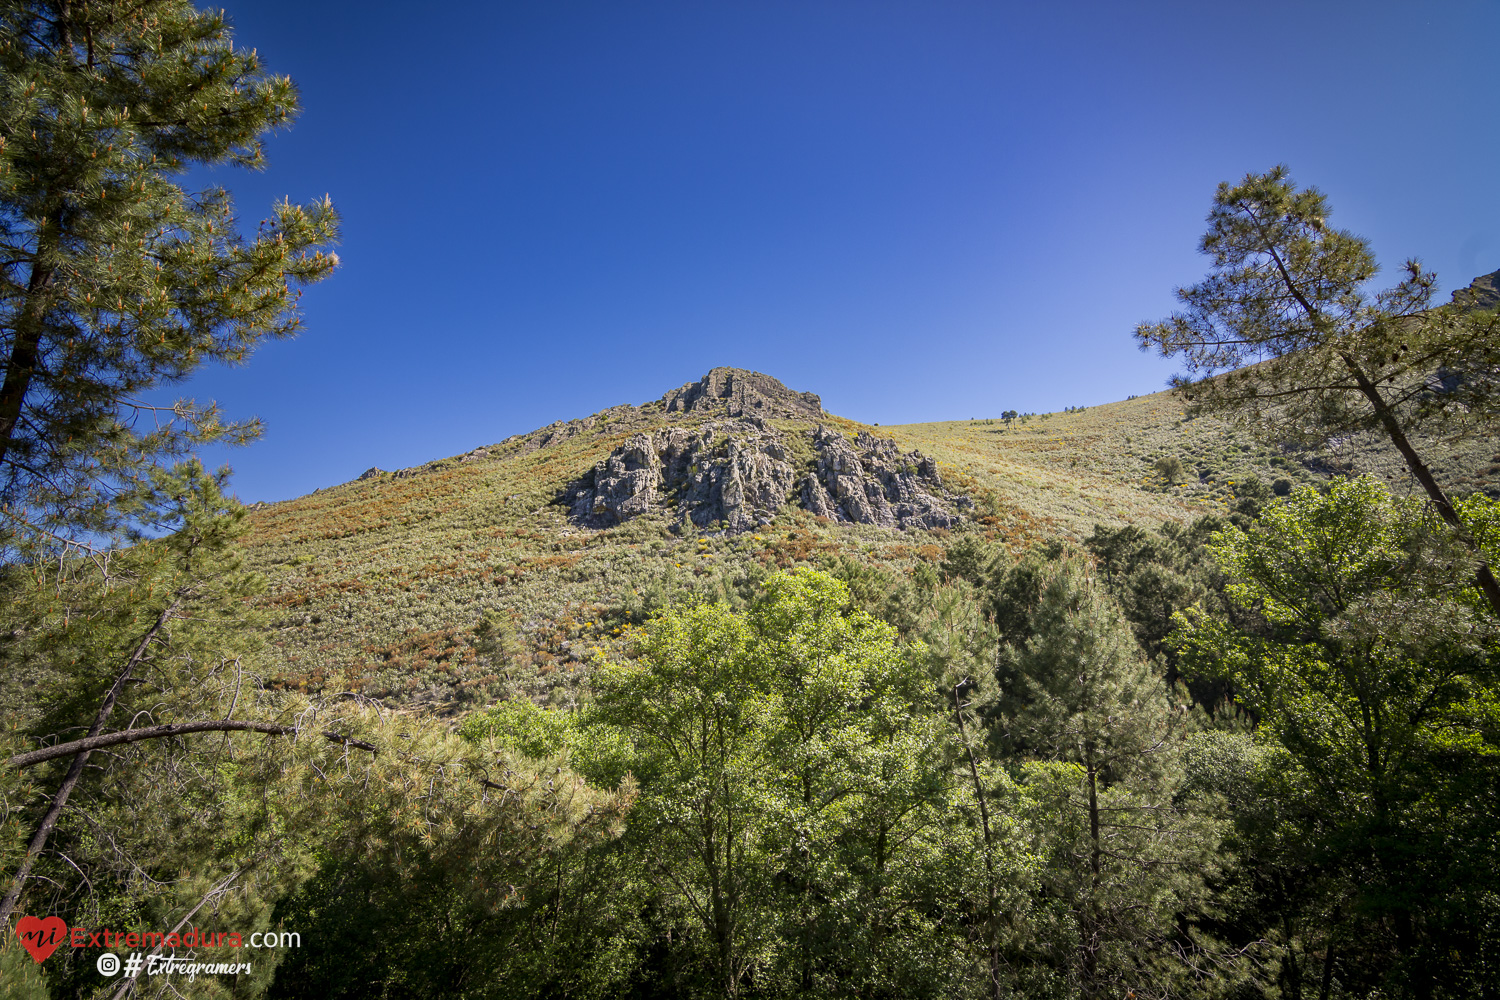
[658,367,823,420]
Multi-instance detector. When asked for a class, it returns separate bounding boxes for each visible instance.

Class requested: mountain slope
[239,366,1498,712]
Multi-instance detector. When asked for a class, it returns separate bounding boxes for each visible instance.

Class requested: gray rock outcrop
[568,421,965,532]
[800,428,959,529]
[569,420,796,532]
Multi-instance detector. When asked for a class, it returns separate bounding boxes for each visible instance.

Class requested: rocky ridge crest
[659,367,824,420]
[490,368,825,461]
[355,369,965,533]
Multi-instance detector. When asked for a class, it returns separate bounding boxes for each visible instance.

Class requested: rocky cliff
[568,418,967,533]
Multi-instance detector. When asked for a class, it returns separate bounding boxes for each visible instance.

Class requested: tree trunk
[862,822,889,1000]
[7,720,295,768]
[701,802,736,998]
[953,683,1004,1000]
[1338,352,1500,618]
[1265,236,1500,621]
[0,256,56,472]
[1081,748,1102,999]
[1281,915,1303,1000]
[1318,910,1339,1000]
[5,721,379,769]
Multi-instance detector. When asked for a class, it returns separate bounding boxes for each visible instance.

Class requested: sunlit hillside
[238,369,1498,712]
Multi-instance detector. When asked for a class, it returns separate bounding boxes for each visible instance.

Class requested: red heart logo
[14,915,68,963]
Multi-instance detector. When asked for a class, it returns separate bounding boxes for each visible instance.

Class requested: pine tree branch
[7,722,381,769]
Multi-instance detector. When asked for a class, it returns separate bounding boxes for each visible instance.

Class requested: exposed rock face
[1452,268,1500,312]
[358,371,955,529]
[481,371,823,464]
[357,467,384,481]
[660,368,824,420]
[569,420,796,532]
[800,428,959,529]
[568,421,965,532]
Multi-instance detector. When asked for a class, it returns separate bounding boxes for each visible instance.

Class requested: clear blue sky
[175,0,1500,503]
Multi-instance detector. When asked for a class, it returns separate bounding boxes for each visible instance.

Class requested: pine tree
[919,578,1029,1000]
[1002,560,1223,999]
[0,466,292,956]
[0,0,338,548]
[0,0,338,959]
[1135,166,1500,619]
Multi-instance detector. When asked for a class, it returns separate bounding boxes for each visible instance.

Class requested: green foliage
[267,710,632,1000]
[0,936,49,998]
[939,534,1006,591]
[1154,454,1186,484]
[1001,559,1226,998]
[0,467,314,991]
[458,696,572,757]
[582,569,969,997]
[0,0,339,549]
[1173,476,1500,997]
[1083,516,1241,706]
[1136,164,1500,619]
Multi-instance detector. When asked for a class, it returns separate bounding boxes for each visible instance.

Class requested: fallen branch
[8,723,380,770]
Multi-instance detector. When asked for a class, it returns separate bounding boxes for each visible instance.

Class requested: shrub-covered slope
[239,367,1497,711]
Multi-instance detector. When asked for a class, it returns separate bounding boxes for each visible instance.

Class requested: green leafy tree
[0,0,338,547]
[1135,166,1500,618]
[585,569,969,998]
[1001,560,1225,999]
[586,596,772,997]
[1173,477,1500,998]
[751,569,958,998]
